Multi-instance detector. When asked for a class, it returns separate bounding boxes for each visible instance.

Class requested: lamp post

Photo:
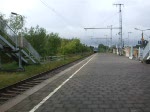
[104,35,108,52]
[11,12,18,49]
[11,12,24,70]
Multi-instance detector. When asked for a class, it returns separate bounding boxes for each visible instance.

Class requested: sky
[0,0,150,47]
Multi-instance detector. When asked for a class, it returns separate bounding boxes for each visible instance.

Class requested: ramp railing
[142,41,150,60]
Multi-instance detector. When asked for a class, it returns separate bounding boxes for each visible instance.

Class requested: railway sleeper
[37,76,50,79]
[20,83,35,87]
[0,101,4,105]
[0,93,16,97]
[29,80,43,84]
[11,88,27,92]
[6,90,22,94]
[0,97,9,101]
[16,86,31,89]
[33,78,47,81]
[24,82,40,85]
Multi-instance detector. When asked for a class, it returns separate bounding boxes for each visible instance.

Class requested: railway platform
[1,53,150,112]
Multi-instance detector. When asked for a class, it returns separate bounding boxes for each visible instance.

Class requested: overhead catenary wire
[84,12,119,39]
[39,0,84,29]
[39,0,71,25]
[90,12,119,28]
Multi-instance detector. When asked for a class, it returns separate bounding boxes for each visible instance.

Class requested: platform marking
[29,55,94,112]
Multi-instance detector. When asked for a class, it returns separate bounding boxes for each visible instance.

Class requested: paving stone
[55,104,64,108]
[142,108,150,112]
[66,108,79,112]
[99,104,111,108]
[123,103,135,108]
[54,108,66,112]
[117,108,130,112]
[91,109,105,112]
[110,103,123,108]
[83,100,92,105]
[130,108,143,112]
[88,104,98,108]
[79,108,92,112]
[105,108,118,112]
[133,103,146,108]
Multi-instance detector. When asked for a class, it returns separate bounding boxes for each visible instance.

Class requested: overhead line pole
[113,4,124,55]
[108,25,113,47]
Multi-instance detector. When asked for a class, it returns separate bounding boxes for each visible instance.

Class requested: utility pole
[11,12,24,71]
[114,4,124,55]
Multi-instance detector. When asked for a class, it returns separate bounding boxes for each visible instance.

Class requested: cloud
[1,0,150,46]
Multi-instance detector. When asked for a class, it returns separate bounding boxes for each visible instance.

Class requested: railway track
[0,56,88,105]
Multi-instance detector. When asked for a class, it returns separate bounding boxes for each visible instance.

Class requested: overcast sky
[1,0,150,46]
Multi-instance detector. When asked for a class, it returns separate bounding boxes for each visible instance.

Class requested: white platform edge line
[29,55,94,112]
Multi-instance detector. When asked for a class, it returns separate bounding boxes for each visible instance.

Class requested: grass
[0,53,91,89]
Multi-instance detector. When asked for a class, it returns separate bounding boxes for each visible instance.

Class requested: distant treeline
[98,44,111,53]
[23,26,93,56]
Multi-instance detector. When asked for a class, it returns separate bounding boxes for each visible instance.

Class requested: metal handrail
[0,17,18,47]
[0,16,41,63]
[22,37,41,61]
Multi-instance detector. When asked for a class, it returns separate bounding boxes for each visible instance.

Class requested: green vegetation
[0,12,93,89]
[24,25,92,57]
[0,53,91,89]
[0,13,93,61]
[98,44,112,53]
[9,14,25,33]
[98,44,108,52]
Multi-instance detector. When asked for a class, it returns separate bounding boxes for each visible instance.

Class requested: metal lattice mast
[114,4,124,54]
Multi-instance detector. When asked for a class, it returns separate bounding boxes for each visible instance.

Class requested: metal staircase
[142,41,150,60]
[138,41,150,63]
[0,17,41,64]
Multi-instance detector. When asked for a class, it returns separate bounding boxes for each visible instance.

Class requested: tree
[60,38,91,55]
[8,14,25,33]
[23,26,92,56]
[98,44,107,52]
[0,13,8,33]
[24,25,47,56]
[45,33,61,55]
